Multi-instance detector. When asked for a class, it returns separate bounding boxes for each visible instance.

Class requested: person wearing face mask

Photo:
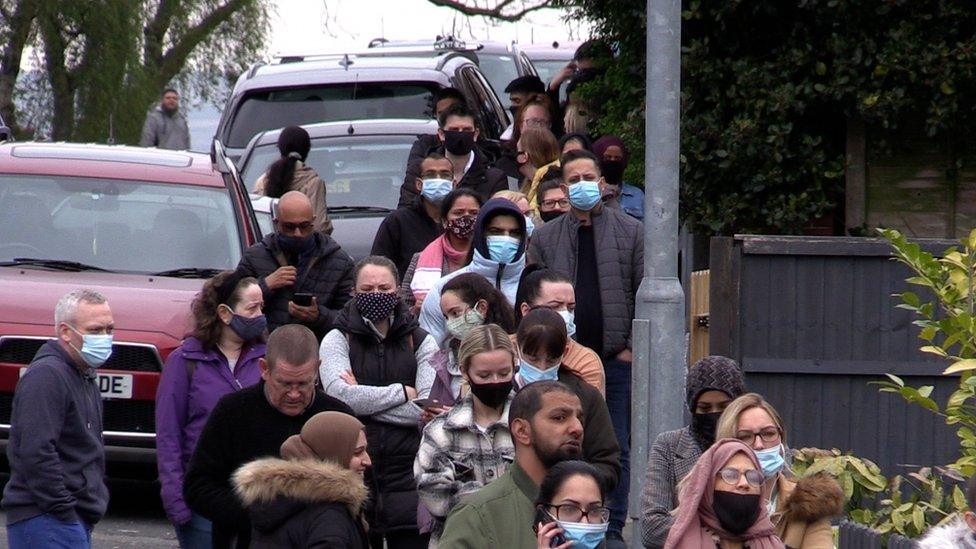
[516,309,620,495]
[400,189,483,313]
[373,153,457,277]
[493,190,543,240]
[529,148,644,545]
[233,412,371,548]
[419,198,528,347]
[640,357,747,549]
[317,256,438,549]
[536,178,572,223]
[664,438,785,549]
[535,461,612,549]
[514,266,604,395]
[414,324,518,546]
[3,290,113,549]
[593,135,644,221]
[715,395,843,549]
[236,191,355,340]
[402,87,466,179]
[398,103,508,207]
[155,271,268,548]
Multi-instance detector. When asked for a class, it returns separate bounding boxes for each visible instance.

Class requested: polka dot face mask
[355,291,401,322]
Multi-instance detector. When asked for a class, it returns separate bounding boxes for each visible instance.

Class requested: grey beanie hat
[685,355,746,412]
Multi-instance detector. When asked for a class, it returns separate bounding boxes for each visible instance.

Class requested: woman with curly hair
[155,270,268,548]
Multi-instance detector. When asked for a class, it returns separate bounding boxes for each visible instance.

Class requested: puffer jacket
[398,143,508,207]
[237,233,354,339]
[254,162,333,235]
[332,300,428,536]
[771,473,845,549]
[527,205,643,357]
[419,198,528,345]
[234,458,369,549]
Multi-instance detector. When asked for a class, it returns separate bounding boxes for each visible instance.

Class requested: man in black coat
[397,102,508,207]
[183,325,354,549]
[237,191,354,339]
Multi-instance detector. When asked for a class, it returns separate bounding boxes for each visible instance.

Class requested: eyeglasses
[716,467,765,487]
[276,221,315,234]
[540,199,570,209]
[523,117,551,128]
[542,503,610,523]
[735,427,781,444]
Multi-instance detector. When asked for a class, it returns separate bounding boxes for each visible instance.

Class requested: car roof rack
[367,35,483,53]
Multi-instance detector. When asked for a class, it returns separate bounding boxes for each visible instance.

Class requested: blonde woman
[414,324,517,545]
[493,190,543,238]
[714,394,844,549]
[515,127,561,209]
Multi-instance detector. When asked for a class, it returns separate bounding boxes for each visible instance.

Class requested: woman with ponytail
[254,125,333,235]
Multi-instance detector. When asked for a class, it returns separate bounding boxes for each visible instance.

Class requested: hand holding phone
[411,398,443,409]
[292,292,314,307]
[534,508,567,548]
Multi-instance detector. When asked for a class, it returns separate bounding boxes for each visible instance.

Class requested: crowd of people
[6,40,976,549]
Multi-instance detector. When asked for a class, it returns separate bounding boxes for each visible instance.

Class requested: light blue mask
[558,309,577,338]
[518,359,559,385]
[755,444,786,478]
[421,178,453,203]
[486,235,520,264]
[69,326,113,368]
[556,519,609,549]
[568,181,602,211]
[524,215,536,237]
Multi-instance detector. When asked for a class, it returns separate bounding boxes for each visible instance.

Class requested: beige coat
[254,162,333,235]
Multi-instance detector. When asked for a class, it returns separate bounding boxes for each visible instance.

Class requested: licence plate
[19,368,133,399]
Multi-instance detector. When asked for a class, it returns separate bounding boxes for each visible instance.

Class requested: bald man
[237,191,355,339]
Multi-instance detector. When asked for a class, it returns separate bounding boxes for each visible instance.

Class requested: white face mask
[558,309,577,338]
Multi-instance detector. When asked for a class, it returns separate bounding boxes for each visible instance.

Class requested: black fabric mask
[602,160,625,186]
[712,491,761,535]
[444,130,476,156]
[468,379,512,409]
[690,412,722,450]
[540,209,564,223]
[277,233,314,255]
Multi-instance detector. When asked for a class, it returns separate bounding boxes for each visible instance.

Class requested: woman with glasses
[319,256,439,549]
[534,460,611,549]
[253,125,332,235]
[664,438,785,549]
[640,357,746,548]
[414,324,517,546]
[714,394,843,549]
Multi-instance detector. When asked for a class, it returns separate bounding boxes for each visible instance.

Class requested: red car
[0,142,259,468]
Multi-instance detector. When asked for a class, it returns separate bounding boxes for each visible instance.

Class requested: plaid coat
[639,426,703,549]
[414,394,515,542]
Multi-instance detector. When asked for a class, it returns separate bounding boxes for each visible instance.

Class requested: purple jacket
[154,336,265,524]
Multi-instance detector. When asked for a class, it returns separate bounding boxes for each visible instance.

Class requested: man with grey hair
[2,289,113,548]
[183,324,353,548]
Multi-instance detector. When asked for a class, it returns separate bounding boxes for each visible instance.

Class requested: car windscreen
[0,175,241,273]
[241,134,417,212]
[531,60,566,88]
[476,54,519,107]
[226,83,438,148]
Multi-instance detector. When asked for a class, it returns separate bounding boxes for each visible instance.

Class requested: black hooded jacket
[398,141,508,207]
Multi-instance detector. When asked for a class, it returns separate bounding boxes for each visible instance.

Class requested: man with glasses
[3,290,113,549]
[184,324,353,548]
[237,191,355,339]
[439,380,585,547]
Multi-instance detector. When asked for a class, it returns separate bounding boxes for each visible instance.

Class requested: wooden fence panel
[688,270,710,365]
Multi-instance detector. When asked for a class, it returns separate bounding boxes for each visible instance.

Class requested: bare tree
[426,0,559,22]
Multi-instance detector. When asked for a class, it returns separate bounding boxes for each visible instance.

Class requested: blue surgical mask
[524,215,536,237]
[755,444,786,478]
[421,178,453,203]
[567,180,602,211]
[486,235,520,264]
[556,519,609,549]
[558,309,577,338]
[69,325,113,368]
[518,358,559,385]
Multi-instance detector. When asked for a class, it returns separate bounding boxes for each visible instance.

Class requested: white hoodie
[918,518,976,549]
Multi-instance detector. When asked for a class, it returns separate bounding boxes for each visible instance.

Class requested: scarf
[525,159,560,210]
[665,439,785,549]
[411,235,467,305]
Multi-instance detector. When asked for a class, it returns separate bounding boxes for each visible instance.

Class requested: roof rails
[367,35,483,53]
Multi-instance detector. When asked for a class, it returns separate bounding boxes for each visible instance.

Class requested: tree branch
[154,0,250,84]
[427,0,557,22]
[0,0,39,134]
[143,0,180,66]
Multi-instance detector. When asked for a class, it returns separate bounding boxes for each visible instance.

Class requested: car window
[463,66,508,137]
[531,60,567,88]
[241,135,418,211]
[0,175,241,273]
[225,83,438,148]
[476,54,520,107]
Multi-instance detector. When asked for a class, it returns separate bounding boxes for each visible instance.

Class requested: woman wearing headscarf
[592,135,644,221]
[663,439,785,549]
[254,125,333,235]
[640,356,747,548]
[233,411,371,548]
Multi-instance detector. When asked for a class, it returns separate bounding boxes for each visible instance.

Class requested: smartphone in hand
[292,292,314,307]
[533,507,566,547]
[411,398,444,409]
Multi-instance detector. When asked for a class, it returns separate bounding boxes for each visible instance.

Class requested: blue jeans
[174,513,212,549]
[604,358,632,534]
[7,513,91,549]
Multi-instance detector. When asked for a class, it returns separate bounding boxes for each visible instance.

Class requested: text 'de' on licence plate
[18,368,133,399]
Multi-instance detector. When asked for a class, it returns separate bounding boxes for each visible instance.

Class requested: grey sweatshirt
[2,340,108,526]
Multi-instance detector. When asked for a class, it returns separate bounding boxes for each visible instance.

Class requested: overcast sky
[268,0,591,56]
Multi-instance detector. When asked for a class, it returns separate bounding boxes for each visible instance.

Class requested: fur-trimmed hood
[918,518,976,549]
[780,473,845,523]
[233,457,368,515]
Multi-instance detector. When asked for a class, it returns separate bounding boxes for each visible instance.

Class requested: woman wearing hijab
[233,411,372,548]
[664,438,785,549]
[640,356,747,548]
[254,125,333,235]
[592,135,644,221]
